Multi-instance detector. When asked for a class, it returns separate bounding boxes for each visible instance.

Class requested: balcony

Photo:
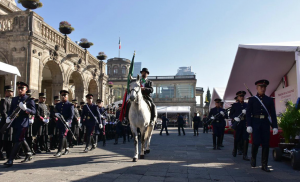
[153,97,196,103]
[108,75,196,81]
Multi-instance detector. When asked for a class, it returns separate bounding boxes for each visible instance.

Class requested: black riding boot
[261,147,271,172]
[123,102,131,125]
[232,140,238,157]
[54,138,64,157]
[102,135,106,147]
[21,140,33,163]
[4,142,21,167]
[35,136,42,153]
[217,137,221,150]
[44,135,50,152]
[150,104,157,125]
[114,134,119,145]
[62,138,69,155]
[251,144,259,167]
[84,135,91,153]
[213,134,216,150]
[90,136,96,151]
[243,140,250,161]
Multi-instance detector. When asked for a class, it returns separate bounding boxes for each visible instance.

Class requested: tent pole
[14,74,17,97]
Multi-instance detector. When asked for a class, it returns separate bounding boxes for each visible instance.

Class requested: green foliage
[278,101,300,143]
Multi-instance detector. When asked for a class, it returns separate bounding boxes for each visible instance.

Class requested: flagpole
[119,37,121,58]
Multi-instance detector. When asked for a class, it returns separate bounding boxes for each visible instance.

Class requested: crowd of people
[0,82,132,167]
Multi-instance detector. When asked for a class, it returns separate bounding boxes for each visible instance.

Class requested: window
[113,65,118,74]
[122,66,126,75]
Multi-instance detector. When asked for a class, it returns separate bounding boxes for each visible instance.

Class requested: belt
[253,115,266,119]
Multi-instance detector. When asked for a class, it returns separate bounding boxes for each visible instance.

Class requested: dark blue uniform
[208,107,227,137]
[177,115,185,135]
[246,95,277,147]
[160,115,169,135]
[230,102,248,141]
[193,116,201,136]
[55,101,74,139]
[9,95,36,142]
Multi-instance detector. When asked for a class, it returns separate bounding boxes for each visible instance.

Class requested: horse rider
[4,81,36,167]
[124,68,157,126]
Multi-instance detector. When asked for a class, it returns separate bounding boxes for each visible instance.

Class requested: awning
[223,42,297,103]
[157,106,191,113]
[0,62,21,76]
[209,87,225,109]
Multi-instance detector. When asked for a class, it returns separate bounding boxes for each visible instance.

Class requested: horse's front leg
[146,126,153,154]
[140,129,145,159]
[131,127,139,162]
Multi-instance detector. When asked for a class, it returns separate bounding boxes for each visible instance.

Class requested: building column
[174,84,177,98]
[200,93,203,107]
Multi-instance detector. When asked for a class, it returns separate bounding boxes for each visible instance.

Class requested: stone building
[0,1,108,105]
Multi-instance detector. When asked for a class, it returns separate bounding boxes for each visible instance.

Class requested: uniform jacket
[177,115,184,125]
[162,116,169,126]
[36,102,50,125]
[193,116,201,126]
[9,95,36,128]
[81,104,101,127]
[246,94,278,128]
[73,107,80,126]
[229,102,248,123]
[0,97,12,128]
[55,101,74,129]
[140,79,153,96]
[208,107,228,126]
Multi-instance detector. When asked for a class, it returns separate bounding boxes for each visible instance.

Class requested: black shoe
[69,145,74,148]
[21,153,33,163]
[84,148,89,153]
[31,150,36,155]
[46,148,51,153]
[4,160,13,167]
[90,145,96,151]
[35,149,42,154]
[262,165,271,172]
[54,152,62,157]
[62,148,70,155]
[15,154,21,160]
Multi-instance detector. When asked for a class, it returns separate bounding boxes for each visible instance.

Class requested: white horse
[128,75,156,162]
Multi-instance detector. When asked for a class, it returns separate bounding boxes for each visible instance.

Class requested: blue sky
[17,0,300,93]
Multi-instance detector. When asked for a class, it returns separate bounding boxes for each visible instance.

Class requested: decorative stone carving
[49,49,58,60]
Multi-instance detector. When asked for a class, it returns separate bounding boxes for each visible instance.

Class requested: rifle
[54,108,77,140]
[208,107,231,125]
[244,83,253,97]
[1,92,35,134]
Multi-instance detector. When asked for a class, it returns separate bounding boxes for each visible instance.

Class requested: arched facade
[88,79,99,99]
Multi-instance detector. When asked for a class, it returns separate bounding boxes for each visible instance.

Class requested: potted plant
[18,0,43,10]
[59,21,74,36]
[108,82,113,88]
[79,38,94,50]
[97,52,107,61]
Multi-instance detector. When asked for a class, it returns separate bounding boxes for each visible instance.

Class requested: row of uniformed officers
[209,79,278,172]
[0,82,131,167]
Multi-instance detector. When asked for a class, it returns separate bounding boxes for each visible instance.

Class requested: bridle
[130,84,141,102]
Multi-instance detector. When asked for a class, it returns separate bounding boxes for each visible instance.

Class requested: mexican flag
[119,37,121,49]
[119,51,135,121]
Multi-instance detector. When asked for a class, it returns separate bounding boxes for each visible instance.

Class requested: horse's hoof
[133,158,138,162]
[146,150,150,154]
[140,155,144,159]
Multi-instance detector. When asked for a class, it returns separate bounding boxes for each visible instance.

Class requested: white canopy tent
[209,87,226,109]
[157,106,191,126]
[0,62,21,96]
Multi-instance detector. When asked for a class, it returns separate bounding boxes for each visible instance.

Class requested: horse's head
[129,74,141,103]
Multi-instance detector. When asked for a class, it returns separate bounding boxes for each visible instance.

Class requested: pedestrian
[208,98,228,150]
[25,90,35,155]
[71,99,81,146]
[177,113,185,136]
[230,91,249,161]
[49,96,60,150]
[81,94,102,153]
[202,114,208,133]
[160,113,169,135]
[0,85,14,161]
[192,113,201,136]
[219,101,226,147]
[246,79,278,172]
[53,90,74,157]
[4,82,36,167]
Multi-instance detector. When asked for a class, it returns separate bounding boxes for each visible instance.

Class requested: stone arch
[88,79,98,99]
[68,71,85,102]
[40,60,64,105]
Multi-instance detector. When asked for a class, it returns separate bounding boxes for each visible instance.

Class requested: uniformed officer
[246,80,278,172]
[192,113,201,136]
[25,90,36,155]
[81,94,102,152]
[79,101,85,145]
[71,99,80,146]
[230,91,249,161]
[177,113,185,136]
[96,99,106,147]
[160,113,169,136]
[124,68,157,126]
[219,101,226,147]
[49,96,60,150]
[53,90,74,157]
[202,114,209,133]
[35,93,50,153]
[208,98,228,150]
[4,82,36,167]
[0,85,13,160]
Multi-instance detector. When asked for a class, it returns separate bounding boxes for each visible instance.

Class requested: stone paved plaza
[0,128,299,182]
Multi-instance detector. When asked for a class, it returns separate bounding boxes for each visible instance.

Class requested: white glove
[220,111,225,116]
[273,128,278,135]
[6,117,12,123]
[19,102,27,111]
[247,126,253,133]
[234,117,241,122]
[99,124,103,129]
[242,109,246,114]
[211,116,215,120]
[43,118,49,124]
[55,113,60,118]
[78,118,81,124]
[29,118,34,124]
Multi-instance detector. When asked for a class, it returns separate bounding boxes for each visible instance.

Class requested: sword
[244,83,253,97]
